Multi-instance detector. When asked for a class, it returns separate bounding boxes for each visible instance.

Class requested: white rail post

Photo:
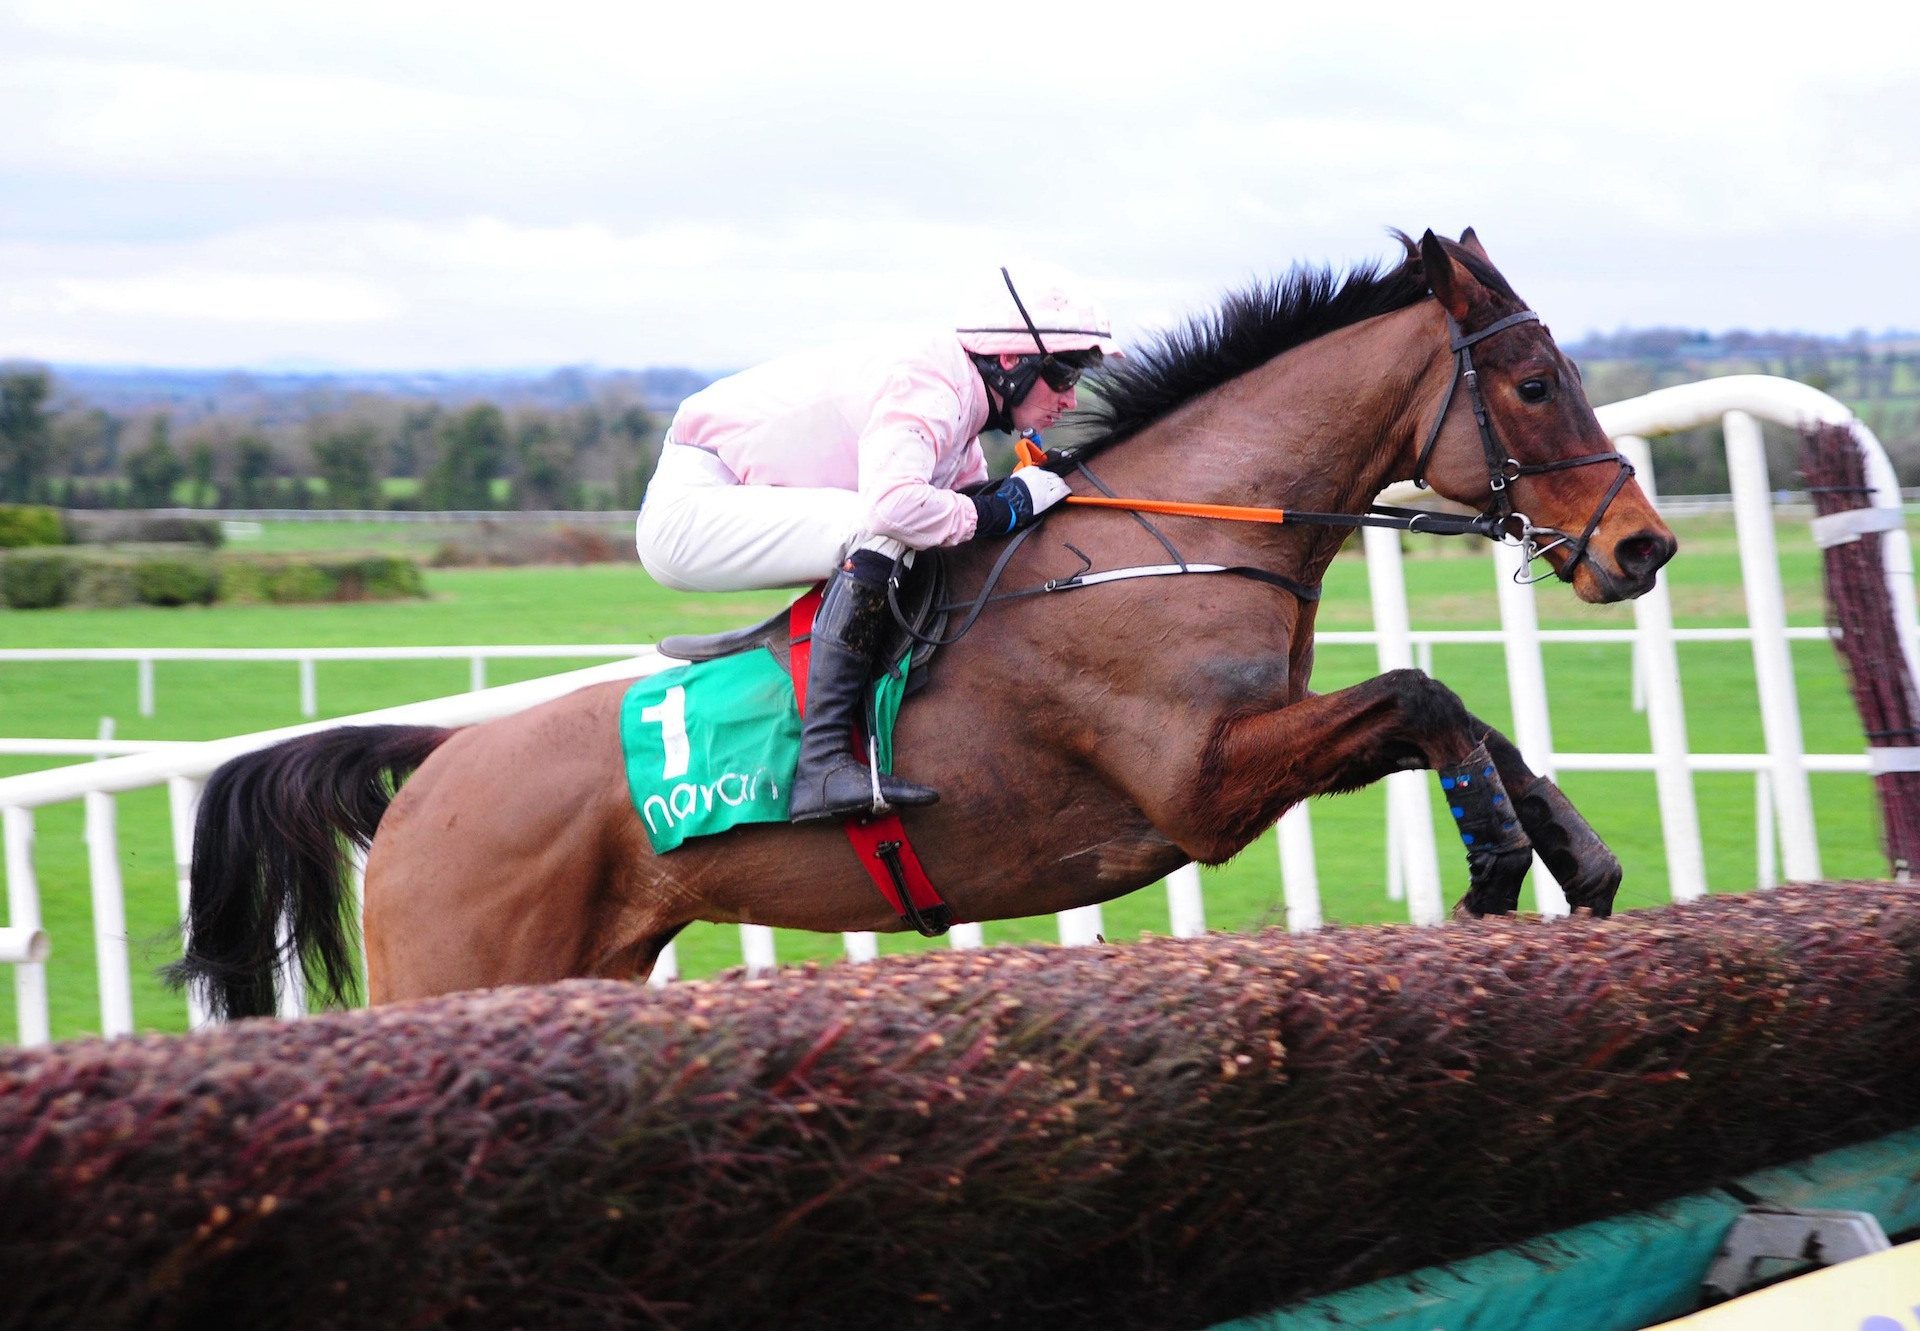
[1057,903,1104,946]
[299,657,318,719]
[1724,410,1820,880]
[274,908,307,1020]
[349,843,368,952]
[843,931,878,962]
[1363,525,1445,924]
[83,791,135,1037]
[647,940,678,987]
[947,922,984,949]
[1617,436,1707,900]
[138,657,155,718]
[1756,771,1777,889]
[166,776,209,1029]
[1490,542,1568,915]
[469,656,487,693]
[1277,804,1322,932]
[740,924,777,976]
[3,806,50,1046]
[1165,862,1206,937]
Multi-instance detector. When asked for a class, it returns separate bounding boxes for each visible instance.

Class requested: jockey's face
[997,353,1079,434]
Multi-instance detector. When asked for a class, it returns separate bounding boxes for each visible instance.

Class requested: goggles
[1036,354,1089,393]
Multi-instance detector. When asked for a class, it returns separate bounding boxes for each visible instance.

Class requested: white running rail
[0,375,1908,1045]
[0,645,653,719]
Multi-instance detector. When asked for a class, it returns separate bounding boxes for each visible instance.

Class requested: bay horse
[170,229,1676,1018]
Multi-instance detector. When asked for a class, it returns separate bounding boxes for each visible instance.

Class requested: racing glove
[970,468,1071,539]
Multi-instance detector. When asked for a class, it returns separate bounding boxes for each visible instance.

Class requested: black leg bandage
[1438,742,1530,877]
[1516,774,1622,916]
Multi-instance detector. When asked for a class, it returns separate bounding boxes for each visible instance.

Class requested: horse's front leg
[1190,668,1533,915]
[1475,727,1622,917]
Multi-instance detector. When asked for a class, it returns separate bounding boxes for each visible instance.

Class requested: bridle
[1410,308,1636,584]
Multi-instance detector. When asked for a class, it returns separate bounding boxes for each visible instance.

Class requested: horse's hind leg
[1189,668,1534,915]
[589,922,688,985]
[1476,728,1622,917]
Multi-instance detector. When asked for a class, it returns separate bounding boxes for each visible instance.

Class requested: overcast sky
[3,0,1916,371]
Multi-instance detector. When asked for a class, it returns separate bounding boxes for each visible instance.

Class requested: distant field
[0,509,1904,1040]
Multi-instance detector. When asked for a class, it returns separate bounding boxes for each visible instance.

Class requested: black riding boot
[787,567,939,824]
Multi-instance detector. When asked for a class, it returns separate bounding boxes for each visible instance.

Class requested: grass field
[0,510,1902,1041]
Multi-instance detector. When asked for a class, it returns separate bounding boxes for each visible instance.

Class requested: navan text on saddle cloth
[619,649,803,853]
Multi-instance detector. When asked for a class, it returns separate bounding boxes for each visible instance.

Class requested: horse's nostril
[1616,531,1676,579]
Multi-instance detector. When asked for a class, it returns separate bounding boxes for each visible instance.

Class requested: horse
[169,229,1677,1019]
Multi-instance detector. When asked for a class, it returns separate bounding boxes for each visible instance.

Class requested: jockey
[636,268,1121,823]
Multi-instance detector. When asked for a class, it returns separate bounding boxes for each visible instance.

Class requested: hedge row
[429,520,636,567]
[0,503,65,548]
[64,512,225,548]
[3,882,1918,1330]
[0,550,425,609]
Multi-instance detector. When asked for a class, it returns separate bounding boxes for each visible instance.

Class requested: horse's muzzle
[1581,528,1678,602]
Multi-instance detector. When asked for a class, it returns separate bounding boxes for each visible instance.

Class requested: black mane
[1069,252,1435,457]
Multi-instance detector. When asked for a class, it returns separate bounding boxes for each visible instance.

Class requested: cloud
[2,0,1917,367]
[45,271,401,325]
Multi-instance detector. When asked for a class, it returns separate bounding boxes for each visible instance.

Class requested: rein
[886,454,1326,651]
[1059,493,1500,539]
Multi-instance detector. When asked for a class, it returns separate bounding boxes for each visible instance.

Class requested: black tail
[162,725,454,1021]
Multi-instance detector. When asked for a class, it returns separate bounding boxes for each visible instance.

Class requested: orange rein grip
[1012,440,1289,524]
[1062,495,1292,525]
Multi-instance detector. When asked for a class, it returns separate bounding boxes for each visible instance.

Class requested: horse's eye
[1517,378,1552,404]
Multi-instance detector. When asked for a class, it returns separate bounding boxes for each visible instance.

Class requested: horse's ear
[1420,230,1473,322]
[1456,227,1490,261]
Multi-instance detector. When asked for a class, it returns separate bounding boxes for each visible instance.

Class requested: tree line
[1572,348,1920,495]
[6,341,1920,509]
[0,363,664,510]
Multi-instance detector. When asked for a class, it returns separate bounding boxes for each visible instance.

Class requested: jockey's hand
[970,469,1071,538]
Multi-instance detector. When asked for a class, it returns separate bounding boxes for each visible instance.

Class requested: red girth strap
[787,588,953,937]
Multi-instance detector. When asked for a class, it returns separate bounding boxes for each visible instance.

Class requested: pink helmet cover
[956,271,1122,358]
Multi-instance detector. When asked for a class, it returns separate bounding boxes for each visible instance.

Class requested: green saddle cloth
[620,646,908,853]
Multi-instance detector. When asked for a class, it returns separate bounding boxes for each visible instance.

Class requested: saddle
[658,553,952,698]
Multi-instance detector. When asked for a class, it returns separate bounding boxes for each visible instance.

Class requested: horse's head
[1406,229,1676,603]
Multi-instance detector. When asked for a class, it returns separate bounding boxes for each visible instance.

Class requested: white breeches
[635,444,905,593]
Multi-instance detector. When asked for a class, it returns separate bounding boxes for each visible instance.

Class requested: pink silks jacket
[664,334,993,549]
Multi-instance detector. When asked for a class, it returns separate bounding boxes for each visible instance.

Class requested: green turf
[0,510,1902,1040]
